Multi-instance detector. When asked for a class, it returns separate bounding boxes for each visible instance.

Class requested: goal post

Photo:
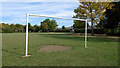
[25,14,87,56]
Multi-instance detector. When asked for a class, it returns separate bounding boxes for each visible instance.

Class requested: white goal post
[25,14,87,56]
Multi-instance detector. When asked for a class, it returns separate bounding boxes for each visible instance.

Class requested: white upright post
[25,14,29,56]
[85,20,87,48]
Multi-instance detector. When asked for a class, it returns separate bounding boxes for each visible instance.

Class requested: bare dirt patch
[38,45,72,52]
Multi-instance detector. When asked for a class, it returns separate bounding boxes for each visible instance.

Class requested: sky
[1,2,80,28]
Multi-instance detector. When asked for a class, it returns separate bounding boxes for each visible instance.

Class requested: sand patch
[38,45,72,52]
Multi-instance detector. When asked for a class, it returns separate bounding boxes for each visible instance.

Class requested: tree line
[0,19,72,33]
[0,19,58,33]
[0,23,25,33]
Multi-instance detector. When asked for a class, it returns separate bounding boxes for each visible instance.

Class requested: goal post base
[85,46,88,48]
[22,55,31,57]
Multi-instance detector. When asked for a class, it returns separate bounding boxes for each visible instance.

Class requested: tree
[1,23,5,33]
[48,19,58,31]
[104,2,120,29]
[42,19,51,24]
[34,25,40,32]
[73,21,86,29]
[10,24,15,32]
[28,23,34,32]
[10,24,15,28]
[24,24,34,32]
[3,24,14,33]
[62,26,65,30]
[98,2,120,35]
[15,24,24,32]
[41,23,48,32]
[73,1,114,36]
[73,21,89,33]
[41,19,58,31]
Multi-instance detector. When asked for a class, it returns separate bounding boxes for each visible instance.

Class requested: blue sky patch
[1,2,79,27]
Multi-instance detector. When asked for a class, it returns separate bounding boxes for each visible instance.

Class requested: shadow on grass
[2,49,23,56]
[32,33,73,36]
[35,34,118,42]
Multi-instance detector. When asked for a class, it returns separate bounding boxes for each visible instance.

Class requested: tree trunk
[91,19,94,36]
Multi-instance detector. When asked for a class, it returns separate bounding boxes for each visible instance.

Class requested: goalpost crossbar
[29,14,86,21]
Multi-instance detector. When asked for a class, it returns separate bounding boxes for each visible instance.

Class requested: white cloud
[1,21,14,24]
[2,2,78,17]
[1,19,26,25]
[2,2,79,27]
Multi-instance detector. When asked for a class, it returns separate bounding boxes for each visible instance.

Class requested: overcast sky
[1,2,80,28]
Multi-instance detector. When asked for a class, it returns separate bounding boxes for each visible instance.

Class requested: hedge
[105,27,120,36]
[74,28,105,34]
[55,29,71,32]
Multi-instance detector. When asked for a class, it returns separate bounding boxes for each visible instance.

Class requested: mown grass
[2,33,118,66]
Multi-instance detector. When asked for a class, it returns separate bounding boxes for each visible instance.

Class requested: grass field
[2,33,118,66]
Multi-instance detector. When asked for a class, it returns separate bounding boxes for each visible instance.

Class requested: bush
[55,29,71,32]
[105,28,120,36]
[94,29,105,34]
[114,27,120,36]
[87,29,91,33]
[74,28,80,33]
[74,28,84,33]
[74,28,92,33]
[74,28,105,34]
[74,28,119,36]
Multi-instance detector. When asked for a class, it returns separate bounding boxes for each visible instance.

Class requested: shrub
[106,27,120,36]
[74,28,80,33]
[114,27,120,36]
[74,28,105,34]
[94,29,105,34]
[74,28,85,33]
[55,29,71,32]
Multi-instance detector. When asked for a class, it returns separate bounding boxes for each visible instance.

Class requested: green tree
[41,23,48,32]
[43,19,51,24]
[28,23,33,32]
[24,23,35,32]
[15,24,24,32]
[73,1,114,35]
[34,25,40,32]
[3,24,14,33]
[1,23,5,33]
[10,24,15,32]
[62,26,65,30]
[104,2,120,29]
[73,21,89,33]
[10,24,15,28]
[41,19,58,31]
[48,19,58,31]
[73,21,86,28]
[99,2,120,35]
